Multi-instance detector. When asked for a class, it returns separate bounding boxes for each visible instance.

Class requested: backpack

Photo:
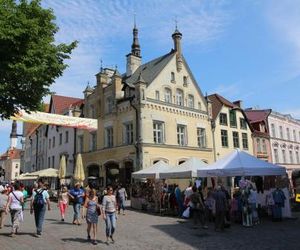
[33,189,45,208]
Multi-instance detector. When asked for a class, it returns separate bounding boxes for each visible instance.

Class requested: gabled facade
[244,109,272,162]
[268,111,300,176]
[208,94,253,160]
[80,26,214,188]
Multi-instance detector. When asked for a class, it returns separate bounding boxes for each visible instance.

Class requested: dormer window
[171,72,175,83]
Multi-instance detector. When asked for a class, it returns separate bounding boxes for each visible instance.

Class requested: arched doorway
[104,161,120,187]
[87,164,100,189]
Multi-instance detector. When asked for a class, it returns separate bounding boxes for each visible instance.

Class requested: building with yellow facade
[79,25,215,187]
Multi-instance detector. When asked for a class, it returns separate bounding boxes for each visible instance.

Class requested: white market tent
[17,172,38,180]
[30,168,59,178]
[132,161,173,179]
[197,149,286,177]
[159,157,207,179]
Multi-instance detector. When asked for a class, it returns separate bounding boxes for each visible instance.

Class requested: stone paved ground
[0,202,299,250]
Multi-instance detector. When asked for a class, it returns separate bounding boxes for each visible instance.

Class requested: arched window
[176,89,184,106]
[171,72,175,82]
[183,76,188,86]
[164,88,172,103]
[188,94,194,108]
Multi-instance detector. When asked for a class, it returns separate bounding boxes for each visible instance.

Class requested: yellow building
[79,26,215,187]
[208,94,254,161]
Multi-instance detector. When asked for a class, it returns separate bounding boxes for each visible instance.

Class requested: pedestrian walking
[57,186,69,222]
[102,186,118,245]
[69,182,85,225]
[20,183,28,210]
[117,185,127,215]
[0,185,8,229]
[84,189,100,245]
[213,185,228,232]
[5,182,24,237]
[30,178,51,237]
[189,186,208,229]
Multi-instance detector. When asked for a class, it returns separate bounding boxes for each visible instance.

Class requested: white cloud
[41,0,233,98]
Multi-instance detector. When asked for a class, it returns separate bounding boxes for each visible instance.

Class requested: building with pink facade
[245,109,272,162]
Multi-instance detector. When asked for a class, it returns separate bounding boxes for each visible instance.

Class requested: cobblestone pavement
[0,202,299,250]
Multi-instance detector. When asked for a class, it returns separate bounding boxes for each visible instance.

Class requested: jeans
[118,198,126,212]
[73,203,81,221]
[105,212,116,237]
[34,205,46,234]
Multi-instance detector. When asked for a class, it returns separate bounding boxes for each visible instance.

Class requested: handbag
[96,205,101,216]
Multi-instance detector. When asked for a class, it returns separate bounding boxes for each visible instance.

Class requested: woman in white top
[102,186,118,244]
[6,182,24,237]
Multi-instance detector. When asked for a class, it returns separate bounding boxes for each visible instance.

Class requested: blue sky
[1,0,300,153]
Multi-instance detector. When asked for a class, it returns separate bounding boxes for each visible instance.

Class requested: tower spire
[10,120,18,149]
[131,14,141,57]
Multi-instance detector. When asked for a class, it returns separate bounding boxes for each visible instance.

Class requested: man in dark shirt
[213,186,227,231]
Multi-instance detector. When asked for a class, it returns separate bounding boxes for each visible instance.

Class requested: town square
[0,1,300,250]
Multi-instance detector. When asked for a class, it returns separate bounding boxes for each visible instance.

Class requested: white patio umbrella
[58,155,67,184]
[74,153,85,183]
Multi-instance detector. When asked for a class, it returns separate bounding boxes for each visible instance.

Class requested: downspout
[129,96,140,171]
[73,128,77,175]
[35,130,39,171]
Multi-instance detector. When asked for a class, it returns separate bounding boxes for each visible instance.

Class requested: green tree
[0,0,77,119]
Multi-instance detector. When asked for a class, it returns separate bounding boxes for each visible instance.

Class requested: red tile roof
[208,94,239,120]
[244,109,272,123]
[0,148,22,160]
[50,95,84,115]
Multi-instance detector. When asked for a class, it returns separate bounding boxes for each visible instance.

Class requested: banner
[11,110,97,131]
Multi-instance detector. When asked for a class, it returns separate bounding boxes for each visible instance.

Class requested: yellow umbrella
[59,155,67,184]
[74,153,85,183]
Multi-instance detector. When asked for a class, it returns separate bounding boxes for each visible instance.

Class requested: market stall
[131,161,173,211]
[159,157,207,179]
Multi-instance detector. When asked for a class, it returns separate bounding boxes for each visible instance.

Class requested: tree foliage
[0,0,77,118]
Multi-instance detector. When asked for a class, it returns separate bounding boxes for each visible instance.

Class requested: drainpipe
[211,120,217,161]
[35,130,39,171]
[73,128,77,175]
[129,96,140,171]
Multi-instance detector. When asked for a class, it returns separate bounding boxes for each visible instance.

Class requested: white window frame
[188,94,194,108]
[177,124,187,146]
[164,88,172,103]
[176,89,184,106]
[197,128,206,148]
[153,121,165,144]
[274,148,279,163]
[233,131,239,148]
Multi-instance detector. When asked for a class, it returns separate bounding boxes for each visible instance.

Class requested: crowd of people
[162,177,290,232]
[0,179,128,246]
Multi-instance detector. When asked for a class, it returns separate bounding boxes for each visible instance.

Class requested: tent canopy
[132,161,172,179]
[197,149,286,177]
[16,172,38,180]
[30,168,59,178]
[159,157,207,179]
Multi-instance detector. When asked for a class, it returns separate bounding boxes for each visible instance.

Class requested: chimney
[233,100,243,108]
